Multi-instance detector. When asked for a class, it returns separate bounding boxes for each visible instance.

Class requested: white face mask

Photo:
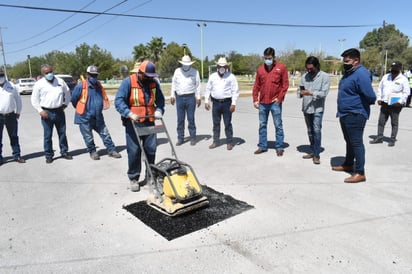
[0,76,5,85]
[218,67,226,74]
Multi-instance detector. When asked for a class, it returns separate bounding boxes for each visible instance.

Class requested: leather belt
[42,106,64,111]
[176,93,195,97]
[0,112,15,117]
[211,97,232,103]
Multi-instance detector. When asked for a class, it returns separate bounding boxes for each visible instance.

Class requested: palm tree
[146,37,166,63]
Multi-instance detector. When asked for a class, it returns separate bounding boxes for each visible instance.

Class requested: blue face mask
[264,59,273,66]
[89,76,98,85]
[45,72,54,81]
[182,65,191,71]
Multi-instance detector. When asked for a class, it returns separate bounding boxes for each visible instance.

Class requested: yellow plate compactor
[132,117,209,217]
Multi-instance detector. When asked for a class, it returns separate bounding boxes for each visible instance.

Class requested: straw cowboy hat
[130,61,141,73]
[215,57,231,67]
[178,55,195,66]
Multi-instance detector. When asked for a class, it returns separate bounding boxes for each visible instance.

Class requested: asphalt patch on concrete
[123,186,254,241]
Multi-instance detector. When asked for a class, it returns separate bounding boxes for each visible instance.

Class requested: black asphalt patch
[123,186,254,241]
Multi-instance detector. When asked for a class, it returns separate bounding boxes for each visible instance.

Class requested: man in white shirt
[0,71,25,165]
[370,61,410,147]
[170,55,201,146]
[204,57,240,150]
[31,64,72,163]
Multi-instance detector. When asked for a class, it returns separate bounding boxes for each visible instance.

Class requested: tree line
[7,23,411,81]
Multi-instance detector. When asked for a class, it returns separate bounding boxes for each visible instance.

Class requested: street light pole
[197,23,206,81]
[182,43,187,55]
[27,55,32,78]
[338,38,346,58]
[0,27,8,79]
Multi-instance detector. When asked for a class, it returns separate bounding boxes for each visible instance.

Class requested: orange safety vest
[129,73,156,122]
[75,80,110,115]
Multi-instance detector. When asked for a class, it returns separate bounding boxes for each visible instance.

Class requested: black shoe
[46,157,53,164]
[0,158,3,166]
[190,140,196,146]
[369,138,383,144]
[388,141,395,147]
[15,157,26,163]
[62,154,73,160]
[176,140,183,146]
[90,152,100,160]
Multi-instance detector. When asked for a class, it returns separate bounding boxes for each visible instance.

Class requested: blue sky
[0,0,410,66]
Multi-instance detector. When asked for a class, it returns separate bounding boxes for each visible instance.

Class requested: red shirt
[252,62,289,104]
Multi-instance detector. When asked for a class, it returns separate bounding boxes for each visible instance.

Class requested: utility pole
[0,27,8,79]
[380,20,386,78]
[197,23,207,81]
[27,55,32,78]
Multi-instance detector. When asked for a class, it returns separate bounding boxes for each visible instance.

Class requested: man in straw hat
[204,57,239,151]
[115,61,165,192]
[170,55,201,146]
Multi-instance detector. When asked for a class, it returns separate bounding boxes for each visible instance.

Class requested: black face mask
[391,69,400,76]
[308,68,318,77]
[343,63,354,73]
[140,76,153,85]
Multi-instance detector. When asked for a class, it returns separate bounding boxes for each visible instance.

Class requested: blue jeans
[339,113,367,175]
[258,103,284,150]
[79,118,116,154]
[176,95,196,141]
[304,112,324,157]
[0,112,21,159]
[41,109,69,158]
[212,99,233,143]
[125,120,156,180]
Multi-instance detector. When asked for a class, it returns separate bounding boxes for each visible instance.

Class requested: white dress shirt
[204,71,240,105]
[31,77,71,113]
[171,67,201,99]
[377,73,410,104]
[0,81,22,114]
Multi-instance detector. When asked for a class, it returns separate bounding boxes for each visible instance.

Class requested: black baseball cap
[391,61,402,68]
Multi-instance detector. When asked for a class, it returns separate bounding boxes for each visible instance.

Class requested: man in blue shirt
[71,65,121,160]
[115,61,165,192]
[332,48,376,183]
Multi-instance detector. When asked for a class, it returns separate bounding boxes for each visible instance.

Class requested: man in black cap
[370,61,409,147]
[0,70,25,165]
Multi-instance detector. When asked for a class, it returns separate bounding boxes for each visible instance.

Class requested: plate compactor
[132,117,209,217]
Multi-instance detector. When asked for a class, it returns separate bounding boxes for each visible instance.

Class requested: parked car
[55,74,77,91]
[15,78,36,95]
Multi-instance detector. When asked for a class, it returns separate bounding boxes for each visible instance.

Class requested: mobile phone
[298,86,305,98]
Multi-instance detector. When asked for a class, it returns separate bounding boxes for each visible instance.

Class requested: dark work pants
[376,103,402,140]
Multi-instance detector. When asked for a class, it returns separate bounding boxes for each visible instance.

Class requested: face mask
[89,76,98,85]
[307,68,318,77]
[264,59,273,66]
[141,77,153,85]
[45,72,54,81]
[0,76,5,85]
[182,65,191,71]
[218,67,226,74]
[391,69,400,76]
[343,63,354,73]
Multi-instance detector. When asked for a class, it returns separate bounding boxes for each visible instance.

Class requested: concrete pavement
[1,89,412,273]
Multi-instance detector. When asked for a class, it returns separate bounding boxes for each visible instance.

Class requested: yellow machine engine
[163,169,201,200]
